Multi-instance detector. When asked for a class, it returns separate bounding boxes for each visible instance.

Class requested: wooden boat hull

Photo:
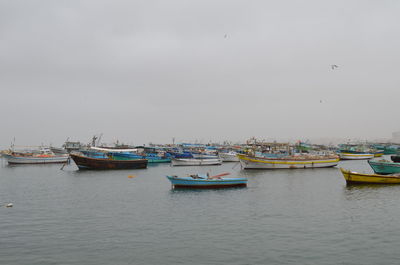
[70,154,148,170]
[368,160,400,175]
[340,168,400,184]
[237,154,339,169]
[171,158,222,166]
[4,154,69,164]
[219,152,239,162]
[166,175,247,189]
[339,152,374,160]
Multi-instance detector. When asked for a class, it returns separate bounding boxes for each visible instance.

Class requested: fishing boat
[171,158,222,166]
[92,146,171,163]
[339,152,374,160]
[237,153,339,169]
[168,151,194,158]
[219,151,239,162]
[340,168,400,184]
[109,152,171,163]
[338,144,375,160]
[368,159,400,175]
[3,149,69,164]
[370,144,400,155]
[391,155,400,163]
[191,153,219,159]
[69,153,148,170]
[166,173,247,189]
[49,146,69,155]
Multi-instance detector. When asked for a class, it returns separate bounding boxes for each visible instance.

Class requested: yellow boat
[340,168,400,184]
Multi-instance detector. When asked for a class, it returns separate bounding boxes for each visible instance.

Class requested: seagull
[331,64,338,70]
[224,34,227,38]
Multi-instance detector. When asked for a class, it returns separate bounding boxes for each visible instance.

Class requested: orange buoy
[128,175,136,178]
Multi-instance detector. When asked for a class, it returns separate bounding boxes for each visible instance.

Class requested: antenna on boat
[97,134,103,146]
[11,137,15,151]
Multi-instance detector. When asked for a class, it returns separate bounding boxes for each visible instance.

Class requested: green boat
[369,144,400,155]
[368,159,400,175]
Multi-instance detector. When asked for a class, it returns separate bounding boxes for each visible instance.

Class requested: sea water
[0,158,399,265]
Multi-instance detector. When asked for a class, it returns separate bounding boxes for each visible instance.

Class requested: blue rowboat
[166,173,247,189]
[368,159,400,175]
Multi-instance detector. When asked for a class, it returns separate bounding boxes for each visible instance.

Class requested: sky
[1,0,399,148]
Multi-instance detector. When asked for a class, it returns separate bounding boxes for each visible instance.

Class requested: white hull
[219,152,239,162]
[238,154,339,169]
[171,158,222,166]
[4,154,69,164]
[339,153,374,160]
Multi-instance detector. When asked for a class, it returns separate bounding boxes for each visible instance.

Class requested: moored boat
[109,152,171,163]
[191,153,219,159]
[3,150,69,164]
[237,153,339,169]
[338,144,376,160]
[340,168,400,184]
[70,153,148,170]
[339,152,374,160]
[368,159,400,175]
[166,173,247,189]
[219,151,239,162]
[171,158,222,166]
[391,155,400,163]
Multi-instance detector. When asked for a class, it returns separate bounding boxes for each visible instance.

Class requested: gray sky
[1,0,399,148]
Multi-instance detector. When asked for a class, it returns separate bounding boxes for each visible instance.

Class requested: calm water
[1,157,400,265]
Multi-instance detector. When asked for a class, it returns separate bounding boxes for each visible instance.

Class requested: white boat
[237,154,339,169]
[171,158,222,166]
[4,152,69,164]
[219,151,239,162]
[339,152,374,160]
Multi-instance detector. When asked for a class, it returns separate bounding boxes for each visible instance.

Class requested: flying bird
[331,64,338,70]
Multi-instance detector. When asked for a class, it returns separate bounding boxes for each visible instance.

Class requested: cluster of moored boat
[2,140,400,188]
[2,143,343,170]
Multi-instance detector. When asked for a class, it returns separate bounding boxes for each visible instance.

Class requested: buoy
[5,203,13,208]
[128,175,136,178]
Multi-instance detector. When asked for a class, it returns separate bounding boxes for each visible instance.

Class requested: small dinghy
[166,172,247,189]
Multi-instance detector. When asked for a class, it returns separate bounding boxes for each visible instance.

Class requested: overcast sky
[1,0,399,148]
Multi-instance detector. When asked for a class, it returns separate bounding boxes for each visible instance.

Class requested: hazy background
[1,0,399,148]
